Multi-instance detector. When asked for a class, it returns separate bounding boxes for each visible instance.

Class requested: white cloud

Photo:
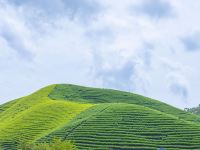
[182,32,200,51]
[130,0,174,19]
[167,73,189,99]
[0,0,200,109]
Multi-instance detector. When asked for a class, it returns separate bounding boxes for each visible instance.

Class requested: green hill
[1,84,200,150]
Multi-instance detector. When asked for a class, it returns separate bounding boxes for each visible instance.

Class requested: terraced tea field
[40,103,200,149]
[1,84,200,149]
[0,85,93,149]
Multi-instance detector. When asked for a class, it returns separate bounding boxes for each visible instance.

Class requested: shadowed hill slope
[1,84,200,150]
[49,84,200,123]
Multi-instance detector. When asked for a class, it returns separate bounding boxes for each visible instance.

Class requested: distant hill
[1,84,200,149]
[185,104,200,115]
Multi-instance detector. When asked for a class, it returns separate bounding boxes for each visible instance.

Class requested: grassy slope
[1,84,200,149]
[40,103,200,150]
[49,84,200,123]
[0,85,93,149]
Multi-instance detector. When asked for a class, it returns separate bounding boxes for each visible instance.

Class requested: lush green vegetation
[1,84,200,149]
[185,104,200,115]
[0,85,92,150]
[40,103,200,150]
[50,84,200,123]
[19,139,76,150]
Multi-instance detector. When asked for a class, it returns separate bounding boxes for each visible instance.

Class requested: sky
[0,0,200,109]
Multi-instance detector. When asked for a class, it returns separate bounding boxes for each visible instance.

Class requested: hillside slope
[0,85,93,149]
[49,84,200,123]
[39,103,200,150]
[1,84,200,150]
